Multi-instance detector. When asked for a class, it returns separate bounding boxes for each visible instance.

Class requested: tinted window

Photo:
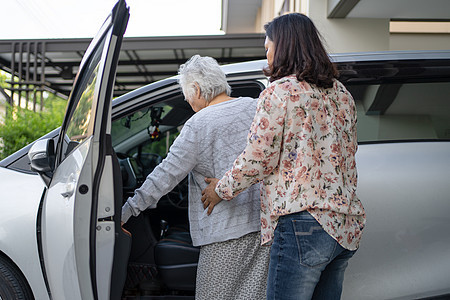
[112,93,192,155]
[61,37,106,159]
[349,81,450,142]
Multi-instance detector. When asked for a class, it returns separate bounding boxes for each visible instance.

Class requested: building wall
[255,0,275,32]
[307,0,389,53]
[255,0,449,53]
[390,34,450,51]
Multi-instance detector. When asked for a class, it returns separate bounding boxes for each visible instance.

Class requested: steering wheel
[135,153,162,176]
[164,176,189,210]
[130,152,188,210]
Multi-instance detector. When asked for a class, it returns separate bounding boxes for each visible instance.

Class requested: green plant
[0,98,67,160]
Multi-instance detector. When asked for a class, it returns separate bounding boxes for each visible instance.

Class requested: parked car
[1,1,449,299]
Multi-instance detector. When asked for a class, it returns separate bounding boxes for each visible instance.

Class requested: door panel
[95,156,115,298]
[40,1,129,299]
[41,137,92,299]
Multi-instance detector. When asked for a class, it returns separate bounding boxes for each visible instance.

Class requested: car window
[348,81,450,143]
[112,93,192,152]
[60,37,107,160]
[112,104,175,148]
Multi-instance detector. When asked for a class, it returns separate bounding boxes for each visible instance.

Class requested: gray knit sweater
[121,97,260,247]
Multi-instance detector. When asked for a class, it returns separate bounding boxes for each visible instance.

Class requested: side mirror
[28,138,55,186]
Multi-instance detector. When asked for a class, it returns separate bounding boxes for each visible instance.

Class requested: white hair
[178,55,231,102]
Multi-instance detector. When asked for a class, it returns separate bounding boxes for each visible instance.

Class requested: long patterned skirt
[195,232,270,300]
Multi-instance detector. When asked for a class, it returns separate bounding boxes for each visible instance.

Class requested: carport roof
[0,33,266,99]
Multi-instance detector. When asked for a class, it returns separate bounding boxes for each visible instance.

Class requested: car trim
[359,139,450,145]
[35,188,52,298]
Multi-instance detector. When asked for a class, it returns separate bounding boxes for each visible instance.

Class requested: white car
[1,1,450,299]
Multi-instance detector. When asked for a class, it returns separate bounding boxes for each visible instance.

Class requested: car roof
[331,50,450,62]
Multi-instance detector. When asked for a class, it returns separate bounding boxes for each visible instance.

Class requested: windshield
[111,93,194,157]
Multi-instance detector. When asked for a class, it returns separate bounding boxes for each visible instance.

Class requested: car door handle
[61,182,75,197]
[61,173,77,198]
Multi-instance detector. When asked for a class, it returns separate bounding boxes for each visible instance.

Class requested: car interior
[113,81,265,298]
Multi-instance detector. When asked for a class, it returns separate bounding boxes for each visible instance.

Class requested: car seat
[154,225,200,291]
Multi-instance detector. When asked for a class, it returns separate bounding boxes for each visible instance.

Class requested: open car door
[37,1,129,299]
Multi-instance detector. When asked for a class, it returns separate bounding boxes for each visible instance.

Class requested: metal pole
[10,42,15,110]
[26,42,31,109]
[18,42,23,108]
[40,42,46,111]
[33,42,38,112]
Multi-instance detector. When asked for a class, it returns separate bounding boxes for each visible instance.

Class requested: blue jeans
[266,211,356,300]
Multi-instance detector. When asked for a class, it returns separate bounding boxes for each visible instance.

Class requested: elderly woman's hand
[201,177,222,215]
[121,221,132,237]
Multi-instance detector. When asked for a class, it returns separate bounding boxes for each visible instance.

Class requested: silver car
[0,1,449,299]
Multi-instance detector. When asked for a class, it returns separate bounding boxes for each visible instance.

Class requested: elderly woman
[121,55,269,300]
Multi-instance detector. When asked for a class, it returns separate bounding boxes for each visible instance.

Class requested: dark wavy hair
[264,13,338,88]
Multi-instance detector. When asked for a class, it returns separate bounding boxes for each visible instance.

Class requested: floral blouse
[215,75,366,250]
